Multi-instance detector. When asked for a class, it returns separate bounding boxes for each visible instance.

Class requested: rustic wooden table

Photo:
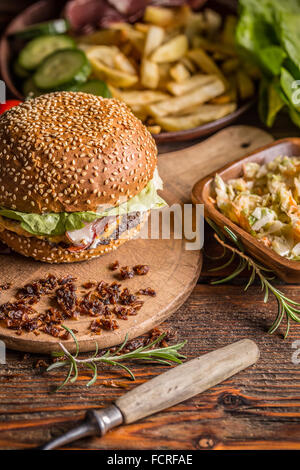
[1,1,300,451]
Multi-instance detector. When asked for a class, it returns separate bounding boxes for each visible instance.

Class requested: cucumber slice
[33,49,91,90]
[11,19,70,40]
[18,35,75,70]
[23,77,43,98]
[75,80,112,97]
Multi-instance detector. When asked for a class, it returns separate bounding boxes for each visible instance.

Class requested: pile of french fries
[78,4,258,134]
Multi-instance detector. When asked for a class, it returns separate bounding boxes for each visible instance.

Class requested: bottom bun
[0,213,148,264]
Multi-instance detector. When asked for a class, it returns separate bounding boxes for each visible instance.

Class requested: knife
[39,338,259,450]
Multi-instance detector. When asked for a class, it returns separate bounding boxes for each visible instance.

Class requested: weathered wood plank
[0,282,300,450]
[0,0,300,452]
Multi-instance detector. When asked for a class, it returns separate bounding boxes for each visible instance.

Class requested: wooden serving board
[0,126,273,354]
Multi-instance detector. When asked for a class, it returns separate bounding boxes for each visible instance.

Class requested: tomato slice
[0,100,22,114]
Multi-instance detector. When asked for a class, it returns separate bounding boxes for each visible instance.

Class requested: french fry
[118,90,169,106]
[90,59,138,88]
[144,6,177,27]
[180,57,197,73]
[86,45,118,68]
[203,8,222,35]
[191,37,236,57]
[209,93,232,104]
[110,24,145,54]
[141,59,160,89]
[131,105,148,121]
[155,103,236,131]
[134,23,151,34]
[144,25,165,58]
[77,8,250,133]
[187,48,228,87]
[184,12,205,43]
[157,63,171,81]
[107,85,122,99]
[151,35,188,63]
[177,5,193,26]
[170,62,190,83]
[120,42,133,57]
[147,78,225,117]
[147,125,161,134]
[78,29,121,45]
[166,73,216,96]
[236,70,255,100]
[222,15,237,46]
[114,52,136,75]
[226,74,238,102]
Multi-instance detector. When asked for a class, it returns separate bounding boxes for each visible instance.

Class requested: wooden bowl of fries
[1,0,258,142]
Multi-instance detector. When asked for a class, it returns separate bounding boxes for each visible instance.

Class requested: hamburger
[0,92,166,263]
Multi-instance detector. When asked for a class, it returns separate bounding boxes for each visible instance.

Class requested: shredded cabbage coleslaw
[214,155,300,260]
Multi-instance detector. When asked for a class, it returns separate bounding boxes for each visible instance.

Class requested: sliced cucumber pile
[34,49,91,90]
[18,35,75,70]
[12,20,111,100]
[71,79,112,97]
[11,19,70,40]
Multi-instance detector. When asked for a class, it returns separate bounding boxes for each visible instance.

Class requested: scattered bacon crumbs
[60,328,78,340]
[0,283,11,292]
[82,281,97,289]
[90,317,118,333]
[133,265,150,275]
[109,260,120,271]
[137,288,156,297]
[56,282,77,317]
[59,275,77,285]
[119,266,134,280]
[0,264,155,338]
[35,359,48,369]
[108,327,176,355]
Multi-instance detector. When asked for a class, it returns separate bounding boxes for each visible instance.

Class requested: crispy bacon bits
[90,317,118,333]
[0,265,155,338]
[0,283,11,292]
[133,264,150,276]
[35,359,48,369]
[109,260,120,271]
[137,288,156,297]
[16,274,59,304]
[119,266,134,280]
[82,281,97,289]
[56,282,77,317]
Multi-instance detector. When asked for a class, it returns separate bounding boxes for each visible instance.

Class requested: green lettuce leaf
[280,67,300,111]
[236,0,300,129]
[0,174,167,237]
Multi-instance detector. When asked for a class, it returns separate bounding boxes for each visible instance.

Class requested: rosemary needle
[206,218,300,338]
[47,326,187,391]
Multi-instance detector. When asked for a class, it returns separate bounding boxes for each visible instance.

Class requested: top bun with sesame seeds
[0,91,157,214]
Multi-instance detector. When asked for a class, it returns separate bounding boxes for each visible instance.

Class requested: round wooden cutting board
[0,126,273,353]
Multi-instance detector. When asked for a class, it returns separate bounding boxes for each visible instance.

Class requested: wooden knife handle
[115,339,259,424]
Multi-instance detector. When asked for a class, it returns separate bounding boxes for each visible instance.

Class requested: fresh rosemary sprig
[207,218,300,338]
[47,326,187,391]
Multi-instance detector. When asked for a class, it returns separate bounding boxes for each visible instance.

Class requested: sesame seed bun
[0,91,157,213]
[0,212,148,263]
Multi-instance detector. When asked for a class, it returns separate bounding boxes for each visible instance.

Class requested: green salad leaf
[0,174,167,237]
[236,0,300,128]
